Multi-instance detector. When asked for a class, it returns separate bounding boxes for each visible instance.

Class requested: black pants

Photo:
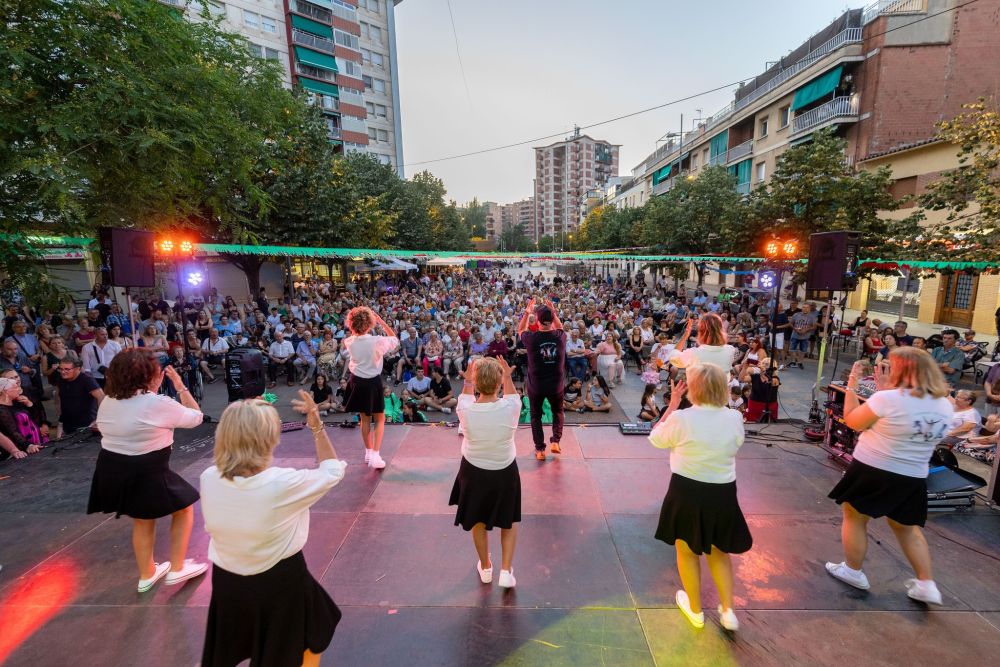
[528,388,564,451]
[268,358,296,383]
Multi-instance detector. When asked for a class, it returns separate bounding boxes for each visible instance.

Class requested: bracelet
[310,423,324,434]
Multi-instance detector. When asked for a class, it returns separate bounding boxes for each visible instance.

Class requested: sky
[393,0,858,205]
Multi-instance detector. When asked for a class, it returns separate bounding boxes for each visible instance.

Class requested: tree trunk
[696,262,705,287]
[223,254,265,297]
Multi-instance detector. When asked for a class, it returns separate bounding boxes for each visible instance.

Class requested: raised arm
[517,299,536,334]
[374,312,396,339]
[545,300,563,330]
[462,359,478,395]
[496,357,518,398]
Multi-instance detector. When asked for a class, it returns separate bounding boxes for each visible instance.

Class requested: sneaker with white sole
[369,452,386,470]
[477,556,492,584]
[675,590,704,629]
[137,562,171,593]
[364,449,372,463]
[442,407,452,414]
[905,578,942,605]
[498,569,516,588]
[825,561,870,590]
[165,559,207,586]
[717,605,739,631]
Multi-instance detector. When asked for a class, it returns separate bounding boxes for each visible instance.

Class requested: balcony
[290,0,332,23]
[296,63,336,82]
[652,178,675,196]
[327,126,342,140]
[708,151,729,167]
[292,30,335,53]
[863,0,925,24]
[308,93,340,113]
[339,89,364,107]
[791,95,860,136]
[727,139,753,163]
[736,182,751,196]
[330,0,359,22]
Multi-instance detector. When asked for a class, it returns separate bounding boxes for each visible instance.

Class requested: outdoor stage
[1,421,999,666]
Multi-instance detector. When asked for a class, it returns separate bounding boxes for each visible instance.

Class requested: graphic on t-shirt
[912,414,949,442]
[539,342,559,364]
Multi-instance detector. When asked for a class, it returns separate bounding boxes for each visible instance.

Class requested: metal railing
[290,0,332,23]
[339,89,364,107]
[704,27,862,133]
[296,63,336,82]
[736,182,751,196]
[727,139,753,162]
[330,0,359,23]
[652,178,675,196]
[791,95,860,134]
[863,0,925,25]
[292,29,335,53]
[708,151,729,167]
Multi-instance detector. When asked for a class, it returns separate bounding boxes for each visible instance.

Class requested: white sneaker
[137,562,171,593]
[717,605,739,631]
[498,569,516,588]
[825,561,870,590]
[675,590,704,629]
[457,427,464,436]
[477,556,492,584]
[165,559,208,586]
[364,449,372,463]
[369,452,386,470]
[905,578,943,605]
[442,407,452,414]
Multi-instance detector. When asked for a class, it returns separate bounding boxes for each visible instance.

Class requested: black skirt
[828,459,928,527]
[87,447,198,520]
[344,373,384,415]
[654,473,753,555]
[201,551,341,667]
[449,457,521,531]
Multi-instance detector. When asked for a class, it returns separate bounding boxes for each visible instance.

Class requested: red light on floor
[0,559,79,663]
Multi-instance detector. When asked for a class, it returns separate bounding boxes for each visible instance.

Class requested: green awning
[291,14,333,39]
[728,159,752,184]
[652,165,672,185]
[307,0,333,6]
[709,131,728,158]
[299,78,339,97]
[294,46,338,71]
[791,65,843,111]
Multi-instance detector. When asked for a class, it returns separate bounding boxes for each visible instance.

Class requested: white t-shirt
[202,337,229,354]
[648,405,745,483]
[854,389,955,478]
[457,394,520,470]
[344,334,399,378]
[81,340,122,379]
[200,459,347,576]
[97,392,203,456]
[950,407,981,435]
[670,344,736,370]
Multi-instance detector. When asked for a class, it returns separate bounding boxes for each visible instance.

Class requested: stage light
[759,272,776,289]
[782,240,798,258]
[765,241,779,258]
[158,239,174,254]
[186,271,204,287]
[179,240,194,254]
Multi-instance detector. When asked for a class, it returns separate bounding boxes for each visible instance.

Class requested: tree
[462,198,489,238]
[919,98,1000,259]
[497,223,533,252]
[537,235,556,252]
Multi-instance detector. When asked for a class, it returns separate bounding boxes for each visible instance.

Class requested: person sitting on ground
[402,399,427,423]
[584,375,613,413]
[728,386,746,414]
[51,353,104,437]
[563,377,585,412]
[639,383,661,422]
[955,414,999,463]
[422,366,457,413]
[383,386,404,423]
[942,390,981,443]
[402,366,432,403]
[310,374,335,416]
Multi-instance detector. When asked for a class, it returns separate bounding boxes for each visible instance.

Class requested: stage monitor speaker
[225,349,265,402]
[806,231,860,293]
[98,227,155,287]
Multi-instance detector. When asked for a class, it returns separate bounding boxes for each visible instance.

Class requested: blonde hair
[474,357,503,396]
[686,363,728,407]
[886,347,950,399]
[697,313,726,346]
[214,399,281,480]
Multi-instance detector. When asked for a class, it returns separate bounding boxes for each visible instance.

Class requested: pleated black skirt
[87,447,198,520]
[654,473,753,555]
[344,373,384,415]
[828,459,928,526]
[201,551,341,667]
[449,457,521,531]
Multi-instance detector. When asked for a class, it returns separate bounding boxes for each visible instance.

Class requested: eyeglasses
[58,367,77,373]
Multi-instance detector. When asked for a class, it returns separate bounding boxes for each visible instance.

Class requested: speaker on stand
[98,228,156,288]
[225,348,266,402]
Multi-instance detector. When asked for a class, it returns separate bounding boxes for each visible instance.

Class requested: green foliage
[462,198,489,238]
[536,235,556,252]
[920,98,1000,260]
[576,205,644,251]
[497,223,533,252]
[643,166,742,255]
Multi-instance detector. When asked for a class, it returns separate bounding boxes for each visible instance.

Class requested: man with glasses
[52,353,104,436]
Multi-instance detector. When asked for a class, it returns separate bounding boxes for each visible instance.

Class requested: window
[371,51,384,69]
[361,48,371,64]
[362,75,373,90]
[702,148,709,165]
[341,59,362,77]
[377,154,392,166]
[369,25,382,43]
[377,129,388,142]
[756,161,766,183]
[243,10,259,29]
[759,116,769,138]
[373,77,386,93]
[207,1,226,16]
[368,128,378,141]
[248,43,280,61]
[334,30,360,50]
[375,103,387,118]
[779,106,790,128]
[366,101,376,114]
[261,16,277,33]
[248,43,262,58]
[264,47,280,61]
[691,153,698,169]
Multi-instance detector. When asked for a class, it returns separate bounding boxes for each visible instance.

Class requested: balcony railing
[290,0,332,23]
[292,30,335,53]
[652,178,675,196]
[736,182,751,196]
[339,89,364,107]
[327,126,342,140]
[330,0,359,23]
[296,63,336,82]
[791,95,860,135]
[863,0,925,25]
[704,27,862,133]
[727,139,753,162]
[307,93,340,113]
[708,151,729,167]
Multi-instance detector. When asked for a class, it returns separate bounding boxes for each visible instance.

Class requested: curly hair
[346,307,374,335]
[105,349,161,400]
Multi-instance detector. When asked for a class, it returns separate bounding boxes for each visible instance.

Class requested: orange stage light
[764,241,779,257]
[179,240,194,254]
[158,239,174,254]
[782,241,798,257]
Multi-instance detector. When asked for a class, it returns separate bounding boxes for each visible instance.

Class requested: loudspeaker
[225,349,265,402]
[806,231,860,293]
[98,227,155,287]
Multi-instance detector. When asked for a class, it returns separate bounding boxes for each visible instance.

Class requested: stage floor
[1,422,999,666]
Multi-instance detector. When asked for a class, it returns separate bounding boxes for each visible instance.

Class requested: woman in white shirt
[449,357,522,589]
[87,349,207,593]
[648,363,750,632]
[200,391,345,667]
[342,307,399,470]
[669,313,736,371]
[827,347,954,606]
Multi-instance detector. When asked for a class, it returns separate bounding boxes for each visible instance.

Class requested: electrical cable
[445,0,473,110]
[402,0,981,168]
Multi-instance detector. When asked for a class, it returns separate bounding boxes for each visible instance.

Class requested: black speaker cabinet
[225,348,265,402]
[98,227,155,287]
[806,231,860,293]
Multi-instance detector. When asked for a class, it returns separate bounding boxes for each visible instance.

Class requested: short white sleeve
[649,412,683,449]
[271,459,348,511]
[145,393,205,430]
[864,390,887,418]
[376,336,400,355]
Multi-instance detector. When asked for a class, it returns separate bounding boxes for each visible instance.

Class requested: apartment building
[534,130,620,245]
[635,0,1000,330]
[167,0,404,175]
[482,201,501,238]
[497,197,536,241]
